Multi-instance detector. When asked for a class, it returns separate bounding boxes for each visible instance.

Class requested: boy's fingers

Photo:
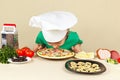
[72,46,74,50]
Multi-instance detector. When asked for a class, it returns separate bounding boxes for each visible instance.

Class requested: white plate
[8,57,31,64]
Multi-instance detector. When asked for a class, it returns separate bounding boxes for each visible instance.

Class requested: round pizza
[37,48,74,59]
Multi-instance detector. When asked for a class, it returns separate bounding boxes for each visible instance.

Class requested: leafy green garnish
[0,45,17,64]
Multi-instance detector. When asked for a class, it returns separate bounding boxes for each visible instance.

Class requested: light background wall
[0,0,120,52]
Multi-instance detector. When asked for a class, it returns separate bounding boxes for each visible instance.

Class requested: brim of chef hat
[42,29,67,42]
[29,11,78,30]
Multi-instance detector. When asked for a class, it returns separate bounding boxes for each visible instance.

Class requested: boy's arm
[72,44,82,53]
[33,44,43,52]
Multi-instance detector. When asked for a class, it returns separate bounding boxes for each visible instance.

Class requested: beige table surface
[0,56,120,80]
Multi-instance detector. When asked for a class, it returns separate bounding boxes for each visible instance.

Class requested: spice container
[1,23,19,49]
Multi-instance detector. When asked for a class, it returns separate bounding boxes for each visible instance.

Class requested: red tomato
[21,47,30,54]
[25,50,34,58]
[16,49,25,56]
[117,58,120,63]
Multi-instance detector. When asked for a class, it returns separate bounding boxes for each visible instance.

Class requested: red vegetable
[21,47,30,54]
[16,49,25,56]
[25,50,34,58]
[16,47,34,58]
[117,58,120,63]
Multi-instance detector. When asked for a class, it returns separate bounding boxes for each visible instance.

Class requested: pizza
[37,48,74,59]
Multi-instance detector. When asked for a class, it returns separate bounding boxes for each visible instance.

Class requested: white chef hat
[29,11,78,42]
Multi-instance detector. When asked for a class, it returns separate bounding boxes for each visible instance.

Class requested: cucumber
[107,58,118,64]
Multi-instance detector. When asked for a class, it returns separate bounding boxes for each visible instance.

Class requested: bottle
[1,23,19,49]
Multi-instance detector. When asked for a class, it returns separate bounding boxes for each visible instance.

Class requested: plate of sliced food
[8,56,32,64]
[37,48,75,59]
[65,59,106,74]
[74,51,95,59]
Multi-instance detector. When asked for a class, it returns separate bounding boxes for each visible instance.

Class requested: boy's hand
[33,44,43,52]
[72,44,82,53]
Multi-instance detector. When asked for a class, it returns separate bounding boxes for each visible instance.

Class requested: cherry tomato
[16,49,25,56]
[25,50,34,58]
[117,58,120,63]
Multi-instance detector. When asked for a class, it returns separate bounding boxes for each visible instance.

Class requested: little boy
[29,11,83,53]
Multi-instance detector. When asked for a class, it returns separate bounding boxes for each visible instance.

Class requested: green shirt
[35,31,83,50]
